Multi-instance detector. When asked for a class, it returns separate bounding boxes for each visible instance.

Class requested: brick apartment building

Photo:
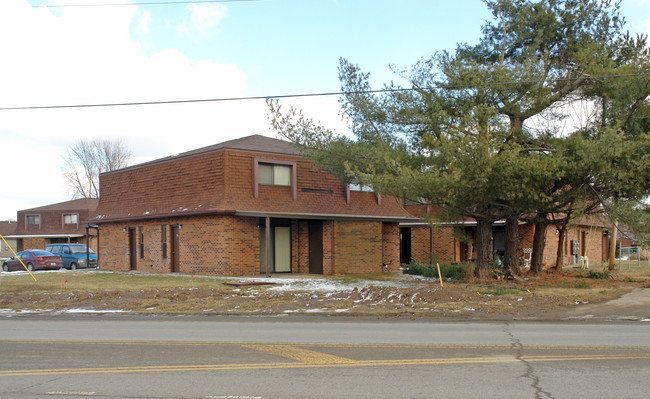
[8,199,99,252]
[89,135,416,276]
[0,221,18,260]
[400,205,610,268]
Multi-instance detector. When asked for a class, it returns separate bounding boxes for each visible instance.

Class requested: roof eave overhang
[90,210,417,224]
[236,210,418,222]
[4,234,86,239]
[400,220,510,227]
[90,209,238,224]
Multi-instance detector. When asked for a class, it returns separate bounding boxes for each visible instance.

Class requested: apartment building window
[349,183,374,192]
[252,158,297,200]
[258,163,291,186]
[63,214,78,226]
[26,215,40,227]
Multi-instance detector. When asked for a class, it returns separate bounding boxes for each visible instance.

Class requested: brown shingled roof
[20,198,99,213]
[91,135,416,223]
[105,134,301,175]
[0,221,17,236]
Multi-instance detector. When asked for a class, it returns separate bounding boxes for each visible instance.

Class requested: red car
[2,249,63,272]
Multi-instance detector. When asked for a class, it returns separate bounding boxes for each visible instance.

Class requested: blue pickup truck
[45,243,97,270]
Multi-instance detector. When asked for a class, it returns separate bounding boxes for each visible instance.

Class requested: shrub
[480,285,521,296]
[587,269,610,280]
[560,280,591,289]
[402,260,467,282]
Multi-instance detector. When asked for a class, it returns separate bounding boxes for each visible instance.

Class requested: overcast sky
[1,0,650,220]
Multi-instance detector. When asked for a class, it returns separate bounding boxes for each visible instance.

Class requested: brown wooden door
[128,228,137,271]
[308,221,323,274]
[170,225,180,273]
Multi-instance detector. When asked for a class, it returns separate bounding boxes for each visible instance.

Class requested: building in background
[0,221,18,261]
[8,199,99,252]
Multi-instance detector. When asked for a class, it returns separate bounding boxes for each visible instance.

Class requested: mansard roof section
[103,135,301,176]
[0,221,17,236]
[90,135,415,223]
[19,198,99,213]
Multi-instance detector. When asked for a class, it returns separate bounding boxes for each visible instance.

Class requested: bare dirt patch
[0,268,648,319]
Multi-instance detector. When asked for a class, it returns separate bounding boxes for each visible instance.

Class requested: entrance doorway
[308,221,323,274]
[260,218,292,274]
[128,228,137,271]
[400,227,412,265]
[170,225,180,273]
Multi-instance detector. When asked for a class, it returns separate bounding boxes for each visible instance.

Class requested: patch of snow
[58,308,130,314]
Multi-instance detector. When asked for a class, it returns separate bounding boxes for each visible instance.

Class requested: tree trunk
[504,214,520,275]
[474,217,493,277]
[554,223,567,269]
[608,221,618,270]
[531,214,547,274]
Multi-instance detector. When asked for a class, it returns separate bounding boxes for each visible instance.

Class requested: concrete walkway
[551,288,650,322]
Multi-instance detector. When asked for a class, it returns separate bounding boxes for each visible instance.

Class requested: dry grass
[0,267,648,318]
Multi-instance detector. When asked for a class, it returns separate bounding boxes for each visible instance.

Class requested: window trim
[252,158,297,201]
[345,184,381,205]
[25,214,41,229]
[62,213,79,228]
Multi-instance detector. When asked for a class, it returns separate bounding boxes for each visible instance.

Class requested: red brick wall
[382,222,400,271]
[323,220,335,275]
[20,238,49,251]
[332,220,383,274]
[514,223,606,267]
[409,225,457,264]
[295,221,309,274]
[18,236,97,253]
[98,215,260,276]
[406,222,606,269]
[98,216,404,276]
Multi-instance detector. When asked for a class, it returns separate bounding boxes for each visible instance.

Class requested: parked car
[2,249,63,272]
[45,243,97,270]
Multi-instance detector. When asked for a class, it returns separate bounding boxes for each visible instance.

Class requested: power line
[34,0,260,8]
[2,72,649,111]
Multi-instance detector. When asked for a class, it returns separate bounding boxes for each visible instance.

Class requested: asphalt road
[1,316,649,399]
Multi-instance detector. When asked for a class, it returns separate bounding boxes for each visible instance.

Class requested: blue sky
[1,0,650,220]
[128,1,491,94]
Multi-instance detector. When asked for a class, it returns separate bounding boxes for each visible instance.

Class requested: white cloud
[0,1,351,220]
[135,10,151,35]
[0,1,251,219]
[178,4,228,40]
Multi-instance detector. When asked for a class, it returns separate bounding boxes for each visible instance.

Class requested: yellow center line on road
[2,354,650,377]
[2,339,649,352]
[242,344,356,364]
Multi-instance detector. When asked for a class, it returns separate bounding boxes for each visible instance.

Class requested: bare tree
[63,139,133,199]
